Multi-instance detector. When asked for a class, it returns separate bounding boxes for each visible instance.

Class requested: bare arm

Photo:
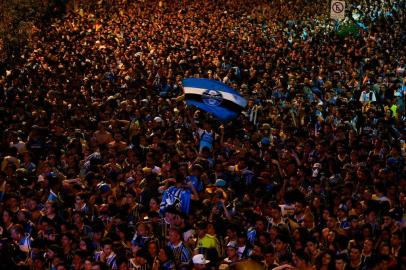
[219,125,225,146]
[220,200,232,221]
[186,107,198,131]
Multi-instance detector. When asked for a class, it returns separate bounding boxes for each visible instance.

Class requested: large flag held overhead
[183,78,247,122]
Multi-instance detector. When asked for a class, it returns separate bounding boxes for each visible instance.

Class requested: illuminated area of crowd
[0,0,405,269]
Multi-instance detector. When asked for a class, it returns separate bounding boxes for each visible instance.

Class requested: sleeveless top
[199,129,214,151]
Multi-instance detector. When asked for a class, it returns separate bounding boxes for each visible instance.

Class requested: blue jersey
[198,129,214,151]
[186,175,204,193]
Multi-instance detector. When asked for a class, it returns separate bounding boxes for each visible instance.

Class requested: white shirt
[359,90,376,103]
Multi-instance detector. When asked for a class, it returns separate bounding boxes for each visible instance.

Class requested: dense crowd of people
[0,0,405,269]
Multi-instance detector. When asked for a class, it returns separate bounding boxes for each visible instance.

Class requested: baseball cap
[226,241,237,249]
[183,229,196,242]
[215,179,226,187]
[338,203,348,212]
[261,123,271,130]
[313,163,322,169]
[126,177,135,185]
[387,157,398,166]
[142,167,152,174]
[193,254,210,265]
[97,182,111,193]
[154,116,163,123]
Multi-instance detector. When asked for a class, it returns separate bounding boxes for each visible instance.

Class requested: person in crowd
[94,238,118,270]
[167,228,192,266]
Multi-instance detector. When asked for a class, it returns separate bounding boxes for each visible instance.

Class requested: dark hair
[79,237,94,255]
[316,250,335,270]
[275,233,290,244]
[350,245,362,252]
[76,192,89,201]
[101,238,113,247]
[92,261,107,270]
[55,263,68,270]
[115,256,128,267]
[335,253,348,262]
[146,239,158,250]
[61,232,74,241]
[168,227,182,237]
[306,236,318,245]
[10,224,24,235]
[72,249,87,259]
[264,244,275,254]
[160,246,175,262]
[294,249,310,263]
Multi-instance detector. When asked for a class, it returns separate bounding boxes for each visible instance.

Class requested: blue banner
[183,78,247,122]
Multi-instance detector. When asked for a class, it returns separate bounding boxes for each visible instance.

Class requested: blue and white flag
[160,186,191,215]
[183,78,247,122]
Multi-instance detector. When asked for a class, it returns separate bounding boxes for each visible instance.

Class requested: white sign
[330,0,346,20]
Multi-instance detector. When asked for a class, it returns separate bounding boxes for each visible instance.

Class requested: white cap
[183,229,196,242]
[313,163,322,169]
[154,116,163,123]
[193,254,210,265]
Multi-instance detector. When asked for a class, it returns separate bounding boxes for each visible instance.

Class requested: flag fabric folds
[183,78,247,122]
[160,186,191,215]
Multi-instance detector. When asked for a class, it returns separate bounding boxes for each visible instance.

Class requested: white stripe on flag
[184,87,246,107]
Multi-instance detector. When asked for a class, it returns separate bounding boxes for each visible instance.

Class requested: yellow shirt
[390,104,398,118]
[197,234,217,249]
[196,234,221,255]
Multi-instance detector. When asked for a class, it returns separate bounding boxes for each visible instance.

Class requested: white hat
[183,229,196,242]
[313,163,322,169]
[154,116,163,123]
[193,254,210,265]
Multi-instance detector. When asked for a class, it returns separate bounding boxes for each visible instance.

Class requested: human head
[101,238,113,256]
[293,249,311,268]
[335,254,347,270]
[349,245,362,262]
[168,228,182,245]
[192,254,210,269]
